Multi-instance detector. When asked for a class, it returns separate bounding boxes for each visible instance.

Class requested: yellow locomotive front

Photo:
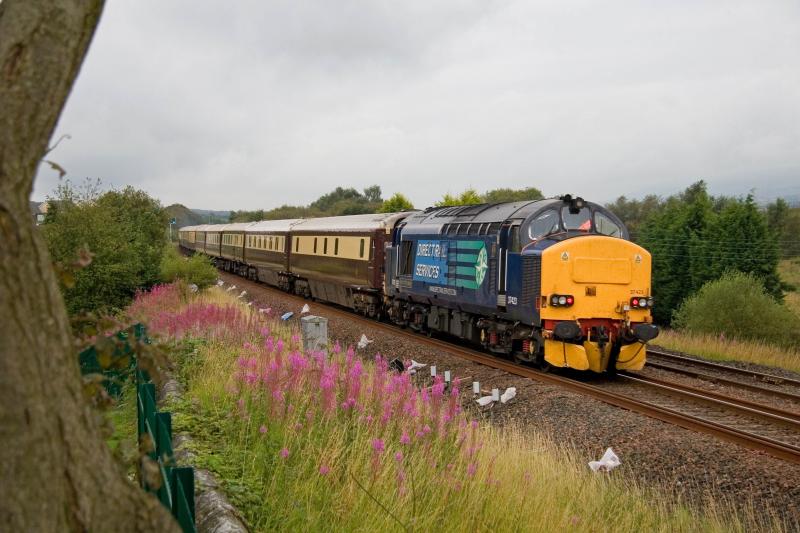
[539,235,657,372]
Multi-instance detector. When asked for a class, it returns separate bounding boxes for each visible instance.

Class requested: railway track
[646,347,800,403]
[219,271,800,465]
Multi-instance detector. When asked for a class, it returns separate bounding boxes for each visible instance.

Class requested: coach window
[323,238,328,255]
[359,239,365,258]
[295,238,299,252]
[528,210,560,240]
[334,238,339,256]
[594,212,621,237]
[314,238,318,254]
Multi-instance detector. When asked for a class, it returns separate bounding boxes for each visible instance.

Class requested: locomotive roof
[291,212,416,233]
[399,199,559,234]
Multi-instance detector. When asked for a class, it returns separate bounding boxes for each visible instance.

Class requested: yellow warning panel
[616,343,647,371]
[544,339,589,370]
[582,341,611,372]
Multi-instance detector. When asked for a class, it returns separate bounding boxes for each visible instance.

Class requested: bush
[672,271,800,348]
[42,182,168,315]
[160,247,218,289]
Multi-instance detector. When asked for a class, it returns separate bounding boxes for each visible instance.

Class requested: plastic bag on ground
[357,334,373,349]
[476,395,494,407]
[500,387,517,404]
[301,304,310,314]
[281,311,294,321]
[589,448,621,472]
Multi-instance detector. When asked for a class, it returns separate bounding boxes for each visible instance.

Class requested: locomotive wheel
[513,351,536,366]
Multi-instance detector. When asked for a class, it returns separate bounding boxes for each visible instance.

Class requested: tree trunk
[0,2,179,531]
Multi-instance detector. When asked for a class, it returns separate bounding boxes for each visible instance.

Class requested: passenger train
[179,195,658,373]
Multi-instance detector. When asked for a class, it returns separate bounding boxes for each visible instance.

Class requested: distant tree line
[229,185,546,221]
[606,181,795,324]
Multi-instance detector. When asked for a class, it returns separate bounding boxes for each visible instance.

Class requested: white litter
[238,290,247,298]
[357,334,373,350]
[407,360,427,372]
[589,448,621,472]
[281,311,294,321]
[216,279,224,286]
[259,307,272,314]
[301,304,310,314]
[226,285,237,292]
[500,387,517,404]
[246,302,252,306]
[476,395,494,407]
[188,283,199,293]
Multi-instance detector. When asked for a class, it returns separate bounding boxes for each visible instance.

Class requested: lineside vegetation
[120,284,776,532]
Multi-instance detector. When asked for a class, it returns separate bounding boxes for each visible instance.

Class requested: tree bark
[0,2,179,531]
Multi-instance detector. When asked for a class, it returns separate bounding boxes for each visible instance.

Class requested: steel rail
[218,271,800,465]
[617,373,800,429]
[644,360,800,403]
[647,347,800,388]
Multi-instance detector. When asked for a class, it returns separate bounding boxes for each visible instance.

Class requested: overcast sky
[33,0,800,210]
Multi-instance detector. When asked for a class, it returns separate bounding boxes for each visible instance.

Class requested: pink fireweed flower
[280,448,290,459]
[276,339,284,353]
[259,425,267,434]
[467,463,477,476]
[400,432,411,445]
[371,439,385,453]
[333,341,341,354]
[394,451,403,462]
[319,465,330,476]
[294,423,303,431]
[260,326,270,338]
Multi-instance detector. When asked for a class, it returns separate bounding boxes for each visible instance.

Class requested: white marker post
[430,365,437,378]
[444,370,451,384]
[491,388,500,402]
[472,381,480,396]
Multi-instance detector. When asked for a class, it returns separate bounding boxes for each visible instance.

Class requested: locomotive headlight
[566,296,574,305]
[631,298,639,307]
[639,299,647,308]
[647,298,654,308]
[551,295,559,305]
[558,296,567,306]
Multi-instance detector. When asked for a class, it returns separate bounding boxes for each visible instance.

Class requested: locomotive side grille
[521,255,541,306]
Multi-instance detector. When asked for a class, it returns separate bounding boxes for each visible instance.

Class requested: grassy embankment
[655,258,800,374]
[113,283,779,532]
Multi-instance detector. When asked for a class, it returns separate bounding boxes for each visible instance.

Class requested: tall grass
[654,329,800,374]
[129,285,783,532]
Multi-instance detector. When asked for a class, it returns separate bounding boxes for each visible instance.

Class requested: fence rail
[79,324,196,532]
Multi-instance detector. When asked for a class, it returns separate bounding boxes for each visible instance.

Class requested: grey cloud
[34,0,800,209]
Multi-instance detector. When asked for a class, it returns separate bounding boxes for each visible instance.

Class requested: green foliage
[482,187,543,203]
[435,188,482,206]
[673,272,800,348]
[230,185,383,222]
[604,194,663,237]
[378,193,414,213]
[41,181,168,315]
[160,247,218,288]
[637,182,782,324]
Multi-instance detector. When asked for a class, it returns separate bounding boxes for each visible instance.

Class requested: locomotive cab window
[528,210,560,240]
[594,213,621,237]
[562,206,592,232]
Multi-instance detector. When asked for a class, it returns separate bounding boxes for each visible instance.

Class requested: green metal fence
[79,324,196,532]
[137,367,196,533]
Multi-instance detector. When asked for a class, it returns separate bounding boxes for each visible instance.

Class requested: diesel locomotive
[179,195,658,373]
